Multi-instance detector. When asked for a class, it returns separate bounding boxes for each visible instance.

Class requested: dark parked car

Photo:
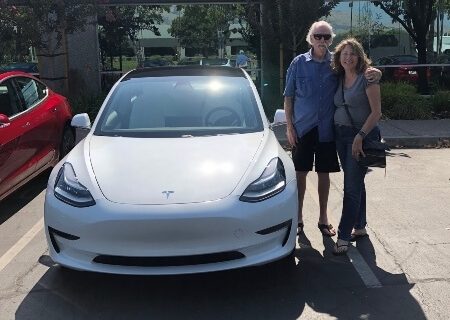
[139,59,172,68]
[200,58,233,67]
[0,70,74,201]
[374,55,430,82]
[0,62,39,76]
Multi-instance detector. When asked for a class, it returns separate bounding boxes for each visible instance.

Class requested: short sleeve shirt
[283,49,338,142]
[334,74,378,128]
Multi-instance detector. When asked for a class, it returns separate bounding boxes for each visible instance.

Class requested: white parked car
[44,66,298,275]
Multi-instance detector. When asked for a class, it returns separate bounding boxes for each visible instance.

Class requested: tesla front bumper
[44,180,298,275]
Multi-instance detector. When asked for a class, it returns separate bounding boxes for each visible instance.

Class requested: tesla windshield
[95,75,263,137]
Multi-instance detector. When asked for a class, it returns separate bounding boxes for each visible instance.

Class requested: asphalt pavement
[273,119,450,148]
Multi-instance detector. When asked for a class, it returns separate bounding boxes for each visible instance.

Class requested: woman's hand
[352,134,365,160]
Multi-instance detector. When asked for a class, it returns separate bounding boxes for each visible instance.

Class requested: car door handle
[22,122,31,128]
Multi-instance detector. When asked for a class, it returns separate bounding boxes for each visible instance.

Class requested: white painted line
[306,175,383,288]
[0,217,44,272]
[347,246,383,288]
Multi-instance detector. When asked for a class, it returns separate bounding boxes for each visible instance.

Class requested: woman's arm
[352,83,382,159]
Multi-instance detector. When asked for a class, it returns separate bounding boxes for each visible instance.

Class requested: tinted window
[14,77,46,109]
[0,80,21,117]
[95,76,263,138]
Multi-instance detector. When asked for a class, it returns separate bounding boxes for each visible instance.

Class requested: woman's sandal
[350,233,368,242]
[333,240,350,256]
[350,228,368,242]
[297,222,304,235]
[317,223,336,237]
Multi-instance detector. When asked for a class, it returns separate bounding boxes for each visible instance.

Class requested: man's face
[310,25,332,53]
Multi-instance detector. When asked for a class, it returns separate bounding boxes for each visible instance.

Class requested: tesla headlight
[54,163,95,207]
[240,157,286,202]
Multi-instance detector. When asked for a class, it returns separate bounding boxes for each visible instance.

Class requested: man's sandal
[317,223,336,237]
[332,240,350,256]
[297,222,304,235]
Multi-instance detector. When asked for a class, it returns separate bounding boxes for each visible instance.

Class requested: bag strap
[341,80,357,129]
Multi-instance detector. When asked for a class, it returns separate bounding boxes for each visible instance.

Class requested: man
[283,21,380,236]
[236,50,250,68]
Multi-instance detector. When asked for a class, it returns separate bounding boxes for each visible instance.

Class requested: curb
[271,124,450,149]
[383,136,450,148]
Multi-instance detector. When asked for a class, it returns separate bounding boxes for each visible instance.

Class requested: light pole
[217,29,225,58]
[349,1,353,35]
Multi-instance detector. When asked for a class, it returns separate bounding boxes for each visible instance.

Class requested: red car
[375,55,431,82]
[0,71,74,201]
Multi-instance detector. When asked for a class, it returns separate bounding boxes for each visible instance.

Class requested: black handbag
[340,81,389,168]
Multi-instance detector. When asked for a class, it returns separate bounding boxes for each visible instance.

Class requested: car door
[0,78,33,198]
[13,76,59,173]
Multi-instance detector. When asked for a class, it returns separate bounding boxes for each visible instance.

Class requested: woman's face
[340,44,359,72]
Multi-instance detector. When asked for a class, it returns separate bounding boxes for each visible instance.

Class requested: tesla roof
[123,66,246,80]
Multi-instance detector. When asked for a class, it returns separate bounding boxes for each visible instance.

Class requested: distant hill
[327,2,450,35]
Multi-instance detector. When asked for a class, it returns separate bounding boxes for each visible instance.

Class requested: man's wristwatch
[357,130,367,139]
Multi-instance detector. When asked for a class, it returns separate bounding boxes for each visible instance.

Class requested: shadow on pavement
[0,169,50,225]
[16,233,426,320]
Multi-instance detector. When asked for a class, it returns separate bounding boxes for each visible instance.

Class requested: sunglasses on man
[313,34,332,41]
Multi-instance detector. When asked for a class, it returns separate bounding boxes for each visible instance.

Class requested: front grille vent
[93,251,245,267]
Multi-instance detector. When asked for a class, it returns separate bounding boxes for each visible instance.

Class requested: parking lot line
[306,176,383,288]
[0,217,44,273]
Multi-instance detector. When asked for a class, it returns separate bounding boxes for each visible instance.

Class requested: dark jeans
[335,124,380,241]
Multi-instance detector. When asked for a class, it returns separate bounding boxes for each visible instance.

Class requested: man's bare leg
[317,172,336,236]
[296,171,308,232]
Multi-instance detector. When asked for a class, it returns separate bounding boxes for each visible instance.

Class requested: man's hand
[287,124,298,147]
[365,67,382,83]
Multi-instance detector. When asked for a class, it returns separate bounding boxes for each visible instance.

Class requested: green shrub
[431,91,450,113]
[385,94,432,120]
[69,93,107,121]
[381,82,432,119]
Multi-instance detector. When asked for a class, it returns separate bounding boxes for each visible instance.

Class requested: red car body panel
[0,71,73,200]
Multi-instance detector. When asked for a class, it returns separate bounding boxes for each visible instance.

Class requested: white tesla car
[44,66,298,275]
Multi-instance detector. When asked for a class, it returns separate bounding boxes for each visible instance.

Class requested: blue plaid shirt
[283,49,338,142]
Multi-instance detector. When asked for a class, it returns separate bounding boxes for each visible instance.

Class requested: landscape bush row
[381,82,450,120]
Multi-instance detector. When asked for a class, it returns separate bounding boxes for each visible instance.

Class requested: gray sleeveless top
[333,73,378,129]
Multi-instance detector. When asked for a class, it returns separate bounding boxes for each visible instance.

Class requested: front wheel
[60,125,75,159]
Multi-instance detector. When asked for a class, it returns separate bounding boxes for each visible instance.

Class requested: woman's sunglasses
[313,34,332,41]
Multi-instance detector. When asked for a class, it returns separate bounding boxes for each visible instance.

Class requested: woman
[331,38,382,255]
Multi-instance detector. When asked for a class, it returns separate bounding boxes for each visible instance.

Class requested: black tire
[60,125,75,159]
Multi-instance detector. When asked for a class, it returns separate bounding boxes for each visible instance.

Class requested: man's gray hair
[306,21,336,46]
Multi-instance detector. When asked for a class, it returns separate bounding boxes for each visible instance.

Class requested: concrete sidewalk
[272,119,450,148]
[379,119,450,148]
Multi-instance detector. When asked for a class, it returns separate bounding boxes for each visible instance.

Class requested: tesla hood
[89,133,264,205]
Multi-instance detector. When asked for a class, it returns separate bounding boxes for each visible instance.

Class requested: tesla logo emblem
[162,191,174,199]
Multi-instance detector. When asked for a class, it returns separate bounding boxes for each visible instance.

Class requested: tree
[0,6,31,63]
[0,0,98,95]
[169,5,240,57]
[373,0,437,94]
[242,0,339,116]
[97,6,164,70]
